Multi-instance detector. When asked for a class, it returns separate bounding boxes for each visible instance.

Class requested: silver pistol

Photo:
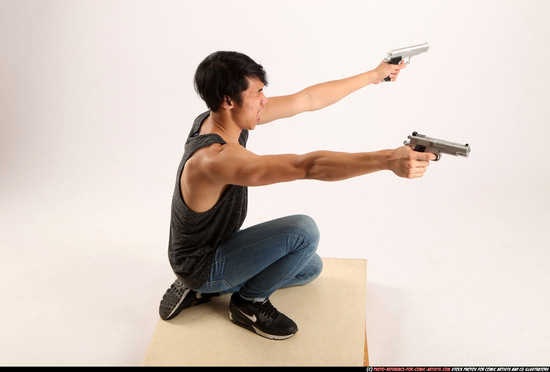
[383,42,429,81]
[404,131,471,161]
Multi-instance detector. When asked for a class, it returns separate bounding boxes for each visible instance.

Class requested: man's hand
[373,60,406,84]
[388,146,436,178]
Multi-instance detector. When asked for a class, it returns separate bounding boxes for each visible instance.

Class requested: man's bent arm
[259,61,405,124]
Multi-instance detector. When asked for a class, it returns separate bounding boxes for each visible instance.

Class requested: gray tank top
[168,111,248,289]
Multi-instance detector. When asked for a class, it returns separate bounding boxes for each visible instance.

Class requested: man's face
[232,77,268,130]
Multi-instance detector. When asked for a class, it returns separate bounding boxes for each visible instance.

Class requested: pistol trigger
[404,57,411,65]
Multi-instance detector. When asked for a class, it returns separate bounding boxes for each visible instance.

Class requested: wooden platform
[142,257,368,366]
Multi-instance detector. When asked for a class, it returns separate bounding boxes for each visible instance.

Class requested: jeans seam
[214,232,311,266]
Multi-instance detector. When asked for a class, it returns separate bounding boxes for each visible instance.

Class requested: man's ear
[221,95,233,110]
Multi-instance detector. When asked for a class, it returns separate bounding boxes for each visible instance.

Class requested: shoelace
[255,299,280,319]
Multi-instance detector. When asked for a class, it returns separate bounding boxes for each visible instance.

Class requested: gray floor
[1,171,549,365]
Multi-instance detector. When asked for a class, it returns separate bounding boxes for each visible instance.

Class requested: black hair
[194,51,268,112]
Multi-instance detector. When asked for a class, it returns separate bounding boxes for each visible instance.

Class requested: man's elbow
[297,154,321,180]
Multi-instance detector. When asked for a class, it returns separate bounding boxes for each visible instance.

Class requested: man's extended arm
[258,60,405,125]
[203,143,434,188]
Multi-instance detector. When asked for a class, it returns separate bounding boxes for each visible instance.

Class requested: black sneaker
[159,279,211,320]
[229,292,298,340]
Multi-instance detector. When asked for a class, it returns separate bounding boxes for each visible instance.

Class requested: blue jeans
[195,214,323,301]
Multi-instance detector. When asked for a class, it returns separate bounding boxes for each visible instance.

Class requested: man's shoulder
[208,142,255,166]
[186,142,224,166]
[187,142,249,168]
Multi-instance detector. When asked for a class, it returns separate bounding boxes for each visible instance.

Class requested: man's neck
[200,110,242,144]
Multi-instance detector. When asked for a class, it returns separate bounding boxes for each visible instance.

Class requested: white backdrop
[1,0,549,366]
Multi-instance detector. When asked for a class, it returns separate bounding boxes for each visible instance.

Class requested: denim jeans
[195,214,323,301]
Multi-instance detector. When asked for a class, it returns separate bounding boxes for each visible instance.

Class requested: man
[159,51,435,340]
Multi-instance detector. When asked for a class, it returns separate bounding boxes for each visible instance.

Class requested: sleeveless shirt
[167,111,248,290]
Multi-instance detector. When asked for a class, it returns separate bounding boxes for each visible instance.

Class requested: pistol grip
[384,56,402,82]
[412,144,440,161]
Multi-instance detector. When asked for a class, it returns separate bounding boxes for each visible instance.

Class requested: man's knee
[290,253,323,289]
[288,214,320,247]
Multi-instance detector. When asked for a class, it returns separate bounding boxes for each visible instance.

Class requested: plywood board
[143,257,367,366]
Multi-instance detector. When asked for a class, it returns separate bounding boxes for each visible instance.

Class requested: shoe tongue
[250,298,267,304]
